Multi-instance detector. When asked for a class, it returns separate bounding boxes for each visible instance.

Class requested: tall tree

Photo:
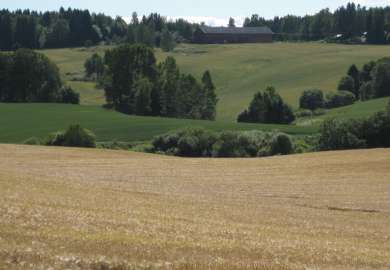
[228,17,236,27]
[159,56,180,117]
[160,28,176,52]
[0,13,14,50]
[14,15,38,48]
[201,71,218,120]
[46,19,70,48]
[372,62,390,97]
[347,64,361,98]
[133,76,152,115]
[103,44,157,113]
[131,12,139,25]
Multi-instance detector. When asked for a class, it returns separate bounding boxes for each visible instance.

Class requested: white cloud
[167,16,245,27]
[123,15,245,27]
[348,0,390,7]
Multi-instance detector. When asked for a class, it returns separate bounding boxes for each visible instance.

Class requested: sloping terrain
[0,103,314,143]
[42,43,390,120]
[1,144,390,269]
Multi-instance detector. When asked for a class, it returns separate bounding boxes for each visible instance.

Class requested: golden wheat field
[1,144,390,270]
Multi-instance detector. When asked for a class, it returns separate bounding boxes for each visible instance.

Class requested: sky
[2,0,390,26]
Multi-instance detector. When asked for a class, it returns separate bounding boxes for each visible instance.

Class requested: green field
[296,97,390,126]
[41,43,390,121]
[1,43,388,144]
[0,103,315,143]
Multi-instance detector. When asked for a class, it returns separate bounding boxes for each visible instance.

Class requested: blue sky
[2,0,390,26]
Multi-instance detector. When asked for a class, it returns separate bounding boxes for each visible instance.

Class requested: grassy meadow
[42,43,390,121]
[0,103,315,143]
[1,42,389,143]
[1,144,390,269]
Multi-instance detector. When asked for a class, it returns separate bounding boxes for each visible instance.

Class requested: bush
[337,75,355,93]
[359,82,375,101]
[84,53,105,79]
[0,49,62,103]
[371,62,390,98]
[45,124,96,148]
[98,141,134,150]
[152,132,180,152]
[270,133,293,155]
[299,89,324,110]
[237,87,295,124]
[59,86,80,104]
[152,128,216,157]
[319,118,366,150]
[312,108,326,116]
[23,137,41,145]
[293,137,317,154]
[152,129,296,158]
[211,131,248,158]
[62,125,96,148]
[295,109,313,118]
[45,132,66,146]
[325,91,356,108]
[319,103,390,151]
[177,128,216,157]
[362,109,390,148]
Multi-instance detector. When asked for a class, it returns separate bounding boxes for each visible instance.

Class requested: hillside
[1,144,390,269]
[0,103,314,143]
[42,43,390,121]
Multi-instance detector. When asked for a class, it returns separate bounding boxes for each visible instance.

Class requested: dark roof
[199,26,274,35]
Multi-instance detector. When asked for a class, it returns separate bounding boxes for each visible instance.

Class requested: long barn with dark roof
[193,26,274,44]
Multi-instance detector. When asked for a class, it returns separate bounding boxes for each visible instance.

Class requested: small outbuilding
[193,26,274,44]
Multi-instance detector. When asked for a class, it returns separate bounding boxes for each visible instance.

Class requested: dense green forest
[0,49,79,103]
[102,44,218,120]
[1,3,390,50]
[0,9,194,50]
[244,3,390,43]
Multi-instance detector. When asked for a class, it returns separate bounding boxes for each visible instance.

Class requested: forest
[244,3,390,43]
[1,2,390,51]
[0,8,193,50]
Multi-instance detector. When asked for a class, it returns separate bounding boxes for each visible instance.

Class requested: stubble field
[1,144,390,269]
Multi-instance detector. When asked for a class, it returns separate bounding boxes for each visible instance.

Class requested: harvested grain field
[0,144,390,270]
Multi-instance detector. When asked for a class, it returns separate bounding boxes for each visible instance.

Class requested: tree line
[296,57,390,114]
[339,58,390,101]
[2,2,390,51]
[152,128,293,158]
[94,44,218,120]
[0,9,195,51]
[244,3,390,44]
[319,102,390,150]
[0,49,79,104]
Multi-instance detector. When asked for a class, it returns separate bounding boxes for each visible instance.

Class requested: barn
[193,26,274,44]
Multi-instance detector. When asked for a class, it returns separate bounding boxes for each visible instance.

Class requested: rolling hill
[1,43,389,144]
[1,144,390,269]
[42,42,390,121]
[0,103,315,143]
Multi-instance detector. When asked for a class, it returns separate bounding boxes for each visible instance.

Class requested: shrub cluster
[337,59,390,101]
[152,128,294,158]
[325,91,356,108]
[319,102,390,150]
[102,44,218,120]
[299,89,324,111]
[0,49,79,104]
[237,87,295,124]
[298,89,356,113]
[45,124,96,148]
[59,86,80,104]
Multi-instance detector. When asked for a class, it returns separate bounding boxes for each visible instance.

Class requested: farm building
[193,26,274,44]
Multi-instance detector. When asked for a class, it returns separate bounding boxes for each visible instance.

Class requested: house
[193,26,274,44]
